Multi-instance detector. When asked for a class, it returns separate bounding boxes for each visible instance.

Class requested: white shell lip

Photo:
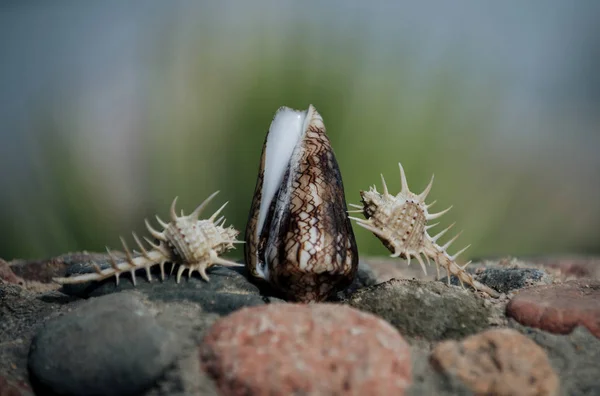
[255,104,319,244]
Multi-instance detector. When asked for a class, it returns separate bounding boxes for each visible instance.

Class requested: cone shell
[245,105,358,302]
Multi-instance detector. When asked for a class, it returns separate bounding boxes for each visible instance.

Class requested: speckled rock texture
[510,323,600,396]
[345,278,493,341]
[0,375,35,396]
[200,303,412,396]
[506,279,600,338]
[431,328,559,396]
[441,267,553,294]
[1,253,600,395]
[28,293,179,396]
[9,253,114,284]
[0,284,69,388]
[0,258,22,285]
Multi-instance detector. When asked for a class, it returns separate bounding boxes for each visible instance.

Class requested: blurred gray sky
[1,1,599,259]
[1,1,599,142]
[2,0,599,200]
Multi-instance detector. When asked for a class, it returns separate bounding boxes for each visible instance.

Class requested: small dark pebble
[440,268,551,294]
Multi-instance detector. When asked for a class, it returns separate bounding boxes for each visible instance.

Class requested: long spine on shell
[54,236,172,286]
[429,243,499,298]
[352,163,499,298]
[53,192,242,286]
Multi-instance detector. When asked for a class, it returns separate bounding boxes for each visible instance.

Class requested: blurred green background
[1,1,599,262]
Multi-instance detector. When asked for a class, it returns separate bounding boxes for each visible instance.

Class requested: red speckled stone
[200,303,412,396]
[431,328,559,396]
[506,280,600,338]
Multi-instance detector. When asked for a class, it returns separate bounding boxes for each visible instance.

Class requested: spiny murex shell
[350,163,500,298]
[53,191,243,285]
[245,104,359,302]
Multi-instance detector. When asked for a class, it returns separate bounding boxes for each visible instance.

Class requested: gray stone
[335,259,378,300]
[145,302,222,396]
[60,262,286,316]
[146,351,219,396]
[440,267,552,294]
[0,285,69,389]
[28,293,178,396]
[407,346,473,396]
[345,279,492,342]
[355,259,379,286]
[510,321,600,396]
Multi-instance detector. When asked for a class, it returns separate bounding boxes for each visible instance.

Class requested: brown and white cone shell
[245,104,358,302]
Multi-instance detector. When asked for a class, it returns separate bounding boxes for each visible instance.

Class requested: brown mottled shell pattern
[268,123,357,301]
[54,105,498,301]
[245,105,358,302]
[244,135,266,280]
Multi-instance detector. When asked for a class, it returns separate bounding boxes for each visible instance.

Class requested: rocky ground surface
[1,254,599,395]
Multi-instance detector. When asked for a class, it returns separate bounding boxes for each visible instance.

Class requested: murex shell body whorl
[245,105,358,302]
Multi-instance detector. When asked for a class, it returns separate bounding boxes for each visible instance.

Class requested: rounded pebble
[345,279,491,341]
[28,293,178,396]
[200,303,412,395]
[431,328,559,396]
[506,280,600,338]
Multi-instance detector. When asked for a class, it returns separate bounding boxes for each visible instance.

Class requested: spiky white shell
[351,163,499,298]
[54,191,242,286]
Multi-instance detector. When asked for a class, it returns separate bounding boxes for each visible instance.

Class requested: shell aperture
[245,105,358,302]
